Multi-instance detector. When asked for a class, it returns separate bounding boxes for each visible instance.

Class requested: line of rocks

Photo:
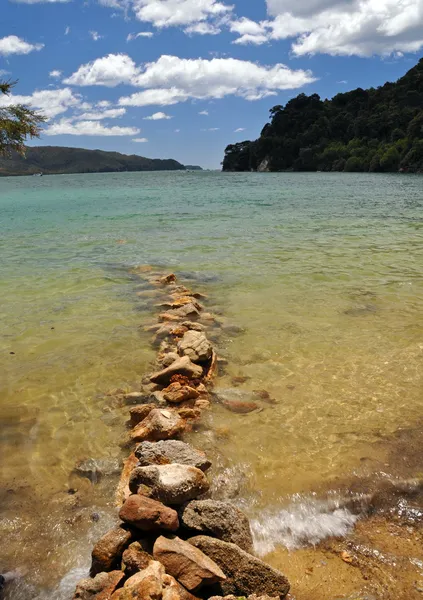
[73,269,290,600]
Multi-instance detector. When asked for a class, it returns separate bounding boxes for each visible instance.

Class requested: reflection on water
[1,171,423,598]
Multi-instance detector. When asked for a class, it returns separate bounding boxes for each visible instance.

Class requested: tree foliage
[222,58,423,174]
[0,80,46,157]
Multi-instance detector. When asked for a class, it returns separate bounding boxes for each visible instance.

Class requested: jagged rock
[179,500,253,552]
[75,458,121,483]
[177,331,213,364]
[178,408,201,421]
[129,405,156,427]
[119,495,179,532]
[158,297,202,311]
[116,453,139,505]
[161,574,201,600]
[130,409,186,443]
[150,357,203,386]
[122,541,152,576]
[73,571,124,600]
[134,440,211,472]
[90,525,134,576]
[129,463,210,504]
[161,353,180,368]
[181,322,206,332]
[188,537,290,599]
[117,560,165,600]
[153,536,226,592]
[159,304,200,322]
[163,382,200,404]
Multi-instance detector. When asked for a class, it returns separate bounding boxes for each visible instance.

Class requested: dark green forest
[222,58,423,173]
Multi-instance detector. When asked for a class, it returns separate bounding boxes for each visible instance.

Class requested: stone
[160,274,177,285]
[129,405,157,427]
[213,389,259,413]
[150,357,203,386]
[181,322,206,332]
[179,500,253,552]
[177,331,213,364]
[119,495,179,532]
[73,571,124,600]
[159,304,200,322]
[162,574,201,600]
[75,458,121,483]
[163,382,200,404]
[194,398,211,411]
[118,560,165,600]
[116,453,139,505]
[221,400,258,414]
[122,542,152,576]
[153,536,226,592]
[129,463,210,504]
[204,351,218,383]
[188,537,290,599]
[208,596,278,600]
[90,526,134,576]
[134,440,211,472]
[130,409,186,443]
[178,408,201,421]
[159,298,202,311]
[123,392,159,406]
[161,353,180,368]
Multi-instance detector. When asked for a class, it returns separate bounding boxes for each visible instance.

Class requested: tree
[0,80,45,157]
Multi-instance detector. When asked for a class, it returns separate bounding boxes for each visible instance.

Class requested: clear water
[1,171,423,597]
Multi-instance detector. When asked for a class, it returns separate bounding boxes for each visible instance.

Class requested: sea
[1,171,423,599]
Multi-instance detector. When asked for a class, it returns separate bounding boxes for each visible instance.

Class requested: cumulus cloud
[119,87,188,106]
[0,88,82,119]
[184,21,222,35]
[64,54,139,87]
[127,31,154,41]
[74,107,126,120]
[229,17,269,45]
[44,119,140,136]
[143,111,172,119]
[0,35,44,56]
[131,0,232,28]
[132,137,149,141]
[49,70,62,78]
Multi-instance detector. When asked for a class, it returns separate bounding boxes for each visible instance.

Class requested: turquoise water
[1,171,423,598]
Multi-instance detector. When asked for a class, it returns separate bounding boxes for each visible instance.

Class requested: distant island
[223,58,423,173]
[0,146,191,177]
[184,165,203,171]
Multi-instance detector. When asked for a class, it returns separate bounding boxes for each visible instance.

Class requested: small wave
[250,497,358,555]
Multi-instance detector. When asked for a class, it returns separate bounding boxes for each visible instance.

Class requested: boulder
[130,409,186,443]
[179,500,253,552]
[163,382,200,404]
[122,542,153,576]
[181,322,206,332]
[73,571,124,600]
[117,560,165,600]
[153,536,226,592]
[129,464,209,504]
[160,353,180,368]
[119,495,179,532]
[159,304,201,322]
[75,458,121,483]
[177,331,213,364]
[129,405,157,427]
[150,357,203,386]
[188,537,290,599]
[116,453,139,505]
[90,526,134,576]
[135,440,211,472]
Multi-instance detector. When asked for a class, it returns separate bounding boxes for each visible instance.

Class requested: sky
[1,0,423,169]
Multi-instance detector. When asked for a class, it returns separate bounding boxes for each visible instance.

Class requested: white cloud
[49,70,62,78]
[229,17,269,45]
[199,110,209,115]
[0,87,82,119]
[97,100,111,107]
[0,35,44,56]
[44,119,140,136]
[174,128,180,132]
[131,0,233,28]
[143,111,172,119]
[202,127,219,131]
[127,31,154,41]
[64,54,139,87]
[234,127,245,132]
[184,21,221,35]
[132,137,149,142]
[65,26,70,35]
[119,87,188,106]
[74,107,126,120]
[90,31,103,41]
[12,0,69,3]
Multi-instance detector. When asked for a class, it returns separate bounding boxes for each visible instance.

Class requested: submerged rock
[73,570,124,600]
[150,357,203,386]
[188,536,290,599]
[134,440,211,472]
[130,409,186,443]
[74,458,121,483]
[160,304,200,322]
[119,495,179,532]
[153,535,226,592]
[129,463,210,504]
[90,525,134,576]
[179,500,253,552]
[177,331,213,364]
[163,382,200,404]
[213,389,259,413]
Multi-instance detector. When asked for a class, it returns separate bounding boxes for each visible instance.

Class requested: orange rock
[116,453,138,506]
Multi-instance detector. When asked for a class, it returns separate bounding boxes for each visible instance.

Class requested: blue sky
[1,0,422,168]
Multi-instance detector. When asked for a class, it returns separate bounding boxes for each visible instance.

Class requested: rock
[161,353,180,368]
[194,398,211,411]
[73,571,125,600]
[181,322,206,332]
[119,495,179,532]
[177,331,213,364]
[130,409,186,443]
[135,440,211,472]
[129,464,210,504]
[159,304,200,322]
[208,596,278,600]
[188,537,290,599]
[213,389,259,413]
[153,536,226,592]
[90,526,134,576]
[75,458,121,483]
[129,405,157,427]
[116,453,139,505]
[150,357,203,386]
[179,500,253,552]
[162,574,200,600]
[204,351,218,383]
[118,560,165,600]
[160,274,177,285]
[123,392,159,406]
[178,408,201,421]
[163,382,200,404]
[221,400,258,414]
[122,542,152,576]
[159,298,202,311]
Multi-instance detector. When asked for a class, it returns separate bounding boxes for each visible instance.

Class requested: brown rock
[159,303,200,322]
[160,274,177,285]
[153,535,226,591]
[188,536,290,598]
[134,440,211,472]
[150,357,203,386]
[163,382,200,404]
[177,331,213,364]
[129,404,156,427]
[162,574,200,600]
[116,453,139,506]
[194,398,211,410]
[130,409,186,443]
[118,560,165,600]
[178,408,201,421]
[122,542,153,576]
[119,495,179,532]
[203,350,218,383]
[90,526,134,576]
[129,463,210,504]
[221,400,258,414]
[73,571,124,600]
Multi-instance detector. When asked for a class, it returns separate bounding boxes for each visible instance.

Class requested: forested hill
[0,146,186,176]
[222,58,423,173]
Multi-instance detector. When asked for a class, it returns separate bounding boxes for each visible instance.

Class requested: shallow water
[1,171,423,598]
